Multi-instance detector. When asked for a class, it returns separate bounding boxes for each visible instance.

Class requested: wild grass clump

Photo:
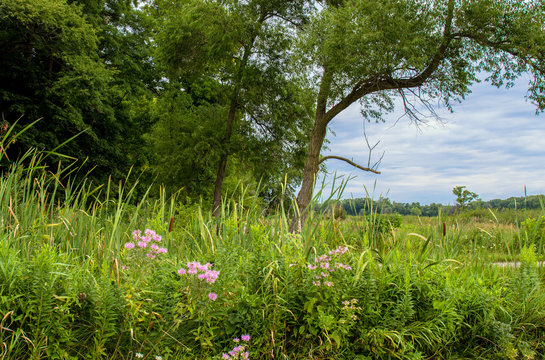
[1,146,545,358]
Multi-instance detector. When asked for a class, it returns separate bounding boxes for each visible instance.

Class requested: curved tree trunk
[289,114,328,232]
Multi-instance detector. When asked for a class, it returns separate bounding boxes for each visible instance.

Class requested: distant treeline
[326,195,545,217]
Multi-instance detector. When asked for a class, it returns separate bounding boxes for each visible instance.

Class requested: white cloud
[315,80,545,204]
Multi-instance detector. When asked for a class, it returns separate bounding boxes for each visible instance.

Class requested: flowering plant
[177,261,220,302]
[221,335,251,359]
[307,246,352,287]
[122,229,168,277]
[124,229,167,259]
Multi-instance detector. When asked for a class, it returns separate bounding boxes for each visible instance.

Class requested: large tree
[153,0,314,215]
[291,0,545,229]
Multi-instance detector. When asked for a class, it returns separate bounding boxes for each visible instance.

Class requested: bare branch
[363,122,384,170]
[318,155,381,174]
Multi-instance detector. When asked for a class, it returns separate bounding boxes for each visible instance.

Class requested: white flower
[135,353,143,359]
[155,356,163,360]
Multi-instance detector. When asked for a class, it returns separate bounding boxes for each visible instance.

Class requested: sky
[315,78,545,205]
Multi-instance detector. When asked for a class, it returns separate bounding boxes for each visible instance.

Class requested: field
[1,153,545,359]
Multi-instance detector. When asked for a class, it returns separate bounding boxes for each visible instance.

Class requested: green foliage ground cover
[1,154,545,359]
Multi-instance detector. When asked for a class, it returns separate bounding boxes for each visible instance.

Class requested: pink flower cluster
[178,262,220,301]
[124,229,167,259]
[308,246,352,287]
[178,262,219,283]
[222,335,250,359]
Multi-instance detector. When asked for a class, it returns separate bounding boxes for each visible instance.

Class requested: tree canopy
[2,0,544,213]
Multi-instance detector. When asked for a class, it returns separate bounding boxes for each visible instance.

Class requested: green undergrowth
[1,152,545,359]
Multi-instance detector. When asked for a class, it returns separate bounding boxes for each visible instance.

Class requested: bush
[522,216,545,248]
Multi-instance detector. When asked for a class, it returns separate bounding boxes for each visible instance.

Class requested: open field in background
[2,152,545,359]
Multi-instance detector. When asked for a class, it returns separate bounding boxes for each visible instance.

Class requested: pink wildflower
[141,236,151,243]
[177,268,187,275]
[205,270,219,283]
[222,354,230,360]
[146,253,156,259]
[198,264,209,271]
[208,292,217,301]
[137,241,147,248]
[124,242,135,249]
[157,248,167,253]
[308,264,317,270]
[153,235,162,242]
[233,338,240,343]
[150,243,159,250]
[241,334,250,341]
[145,229,155,237]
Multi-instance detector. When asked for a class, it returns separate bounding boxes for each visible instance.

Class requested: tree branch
[454,32,544,74]
[318,155,381,174]
[322,0,456,125]
[316,67,333,120]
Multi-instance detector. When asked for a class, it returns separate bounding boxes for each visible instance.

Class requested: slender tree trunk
[212,95,238,217]
[210,16,265,217]
[211,44,254,217]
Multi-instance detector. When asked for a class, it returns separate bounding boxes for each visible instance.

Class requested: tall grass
[1,137,545,358]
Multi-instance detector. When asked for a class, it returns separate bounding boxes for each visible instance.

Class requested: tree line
[332,194,545,217]
[1,0,544,216]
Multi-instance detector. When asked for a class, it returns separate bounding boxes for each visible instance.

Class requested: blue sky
[316,78,545,205]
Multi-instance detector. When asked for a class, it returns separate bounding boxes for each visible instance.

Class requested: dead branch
[318,155,381,174]
[363,122,384,170]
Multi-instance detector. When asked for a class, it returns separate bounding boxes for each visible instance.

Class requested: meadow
[1,150,545,359]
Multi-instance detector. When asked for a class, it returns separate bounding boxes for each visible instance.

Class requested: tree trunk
[210,23,263,217]
[290,114,328,231]
[212,95,237,217]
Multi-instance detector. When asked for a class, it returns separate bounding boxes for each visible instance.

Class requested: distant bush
[375,214,403,234]
[522,216,545,247]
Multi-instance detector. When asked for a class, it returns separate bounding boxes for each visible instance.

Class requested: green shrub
[522,216,545,248]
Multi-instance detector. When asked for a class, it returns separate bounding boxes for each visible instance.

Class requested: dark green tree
[0,0,157,179]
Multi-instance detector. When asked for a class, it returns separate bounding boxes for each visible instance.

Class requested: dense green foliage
[150,0,314,208]
[0,0,156,179]
[0,0,313,205]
